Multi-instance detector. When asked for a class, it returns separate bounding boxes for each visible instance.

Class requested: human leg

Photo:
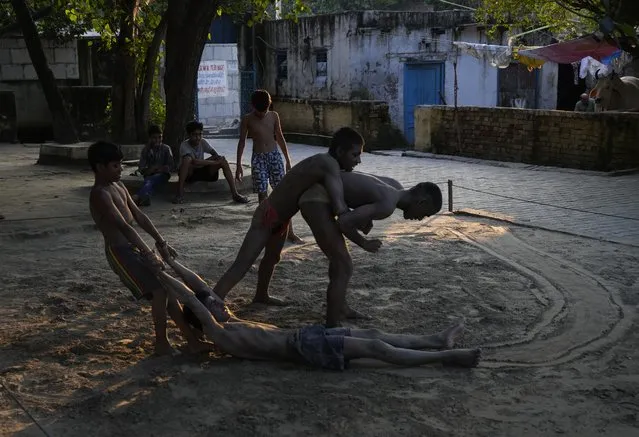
[212,157,248,203]
[265,150,302,243]
[211,224,273,299]
[150,287,176,355]
[174,157,194,203]
[349,320,465,350]
[254,231,288,306]
[138,173,170,205]
[251,153,269,201]
[342,337,481,368]
[300,202,356,327]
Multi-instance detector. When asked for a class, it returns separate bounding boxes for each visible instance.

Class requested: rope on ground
[1,381,52,437]
[454,184,639,223]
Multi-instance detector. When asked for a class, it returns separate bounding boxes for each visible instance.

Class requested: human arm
[236,116,248,181]
[155,270,232,347]
[92,190,163,266]
[273,112,292,171]
[339,201,395,252]
[122,183,167,245]
[138,148,156,176]
[161,145,175,173]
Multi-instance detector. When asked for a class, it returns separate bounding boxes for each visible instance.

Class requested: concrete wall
[414,106,639,171]
[0,37,79,81]
[0,37,80,136]
[273,97,404,150]
[257,11,559,137]
[197,43,241,129]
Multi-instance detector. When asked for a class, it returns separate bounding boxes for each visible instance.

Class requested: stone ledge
[37,142,145,166]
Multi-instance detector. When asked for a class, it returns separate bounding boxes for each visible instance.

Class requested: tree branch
[0,5,52,36]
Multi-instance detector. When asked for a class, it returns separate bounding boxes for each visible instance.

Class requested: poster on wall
[197,60,228,98]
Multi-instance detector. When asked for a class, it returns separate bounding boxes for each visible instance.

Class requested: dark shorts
[287,325,352,370]
[104,244,163,300]
[186,166,220,184]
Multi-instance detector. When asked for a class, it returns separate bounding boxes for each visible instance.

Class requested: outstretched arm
[164,255,210,293]
[155,270,231,347]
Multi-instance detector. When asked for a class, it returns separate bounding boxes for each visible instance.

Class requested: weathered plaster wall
[258,11,558,139]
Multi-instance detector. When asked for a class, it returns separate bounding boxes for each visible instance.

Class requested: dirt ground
[1,145,639,437]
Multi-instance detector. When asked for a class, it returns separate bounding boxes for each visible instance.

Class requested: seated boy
[173,120,248,204]
[152,245,481,370]
[236,89,303,243]
[210,127,382,307]
[132,124,174,207]
[256,172,443,326]
[88,141,213,356]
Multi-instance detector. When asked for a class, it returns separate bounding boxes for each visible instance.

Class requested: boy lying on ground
[151,244,481,370]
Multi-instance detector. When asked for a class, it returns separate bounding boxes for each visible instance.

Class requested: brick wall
[273,98,406,150]
[0,37,78,81]
[415,106,639,171]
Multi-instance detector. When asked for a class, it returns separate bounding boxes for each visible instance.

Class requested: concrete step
[37,142,145,166]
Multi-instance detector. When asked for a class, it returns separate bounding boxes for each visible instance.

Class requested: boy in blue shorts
[235,89,303,243]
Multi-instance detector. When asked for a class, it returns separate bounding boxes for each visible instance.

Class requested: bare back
[245,112,278,154]
[267,153,343,220]
[89,182,135,247]
[341,172,402,209]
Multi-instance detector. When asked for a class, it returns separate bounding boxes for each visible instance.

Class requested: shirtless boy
[151,245,481,370]
[209,127,381,307]
[88,141,213,356]
[236,89,303,243]
[257,172,443,326]
[174,120,248,204]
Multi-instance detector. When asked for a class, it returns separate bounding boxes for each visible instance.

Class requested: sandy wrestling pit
[1,198,639,437]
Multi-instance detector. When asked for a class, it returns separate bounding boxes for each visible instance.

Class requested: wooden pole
[448,179,453,212]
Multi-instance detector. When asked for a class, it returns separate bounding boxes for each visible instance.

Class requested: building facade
[246,10,559,144]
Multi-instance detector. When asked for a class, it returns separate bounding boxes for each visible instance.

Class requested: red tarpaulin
[517,35,620,64]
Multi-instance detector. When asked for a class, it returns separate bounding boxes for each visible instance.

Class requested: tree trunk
[163,0,219,154]
[10,0,78,144]
[111,0,138,144]
[135,12,168,142]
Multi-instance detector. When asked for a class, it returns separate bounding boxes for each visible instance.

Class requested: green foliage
[149,72,165,127]
[476,1,638,45]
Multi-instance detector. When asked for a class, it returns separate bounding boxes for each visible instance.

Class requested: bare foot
[437,320,465,350]
[187,340,217,354]
[442,348,481,368]
[155,342,181,357]
[252,295,289,306]
[287,233,305,244]
[232,194,249,204]
[344,307,372,320]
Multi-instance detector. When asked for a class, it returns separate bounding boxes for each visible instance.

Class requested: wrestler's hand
[235,166,243,182]
[155,240,177,260]
[361,238,382,253]
[142,250,165,272]
[360,220,373,235]
[285,160,291,172]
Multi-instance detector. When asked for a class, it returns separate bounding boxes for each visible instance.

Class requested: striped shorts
[105,244,163,300]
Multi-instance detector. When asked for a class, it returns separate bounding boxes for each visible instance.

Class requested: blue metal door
[403,63,444,144]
